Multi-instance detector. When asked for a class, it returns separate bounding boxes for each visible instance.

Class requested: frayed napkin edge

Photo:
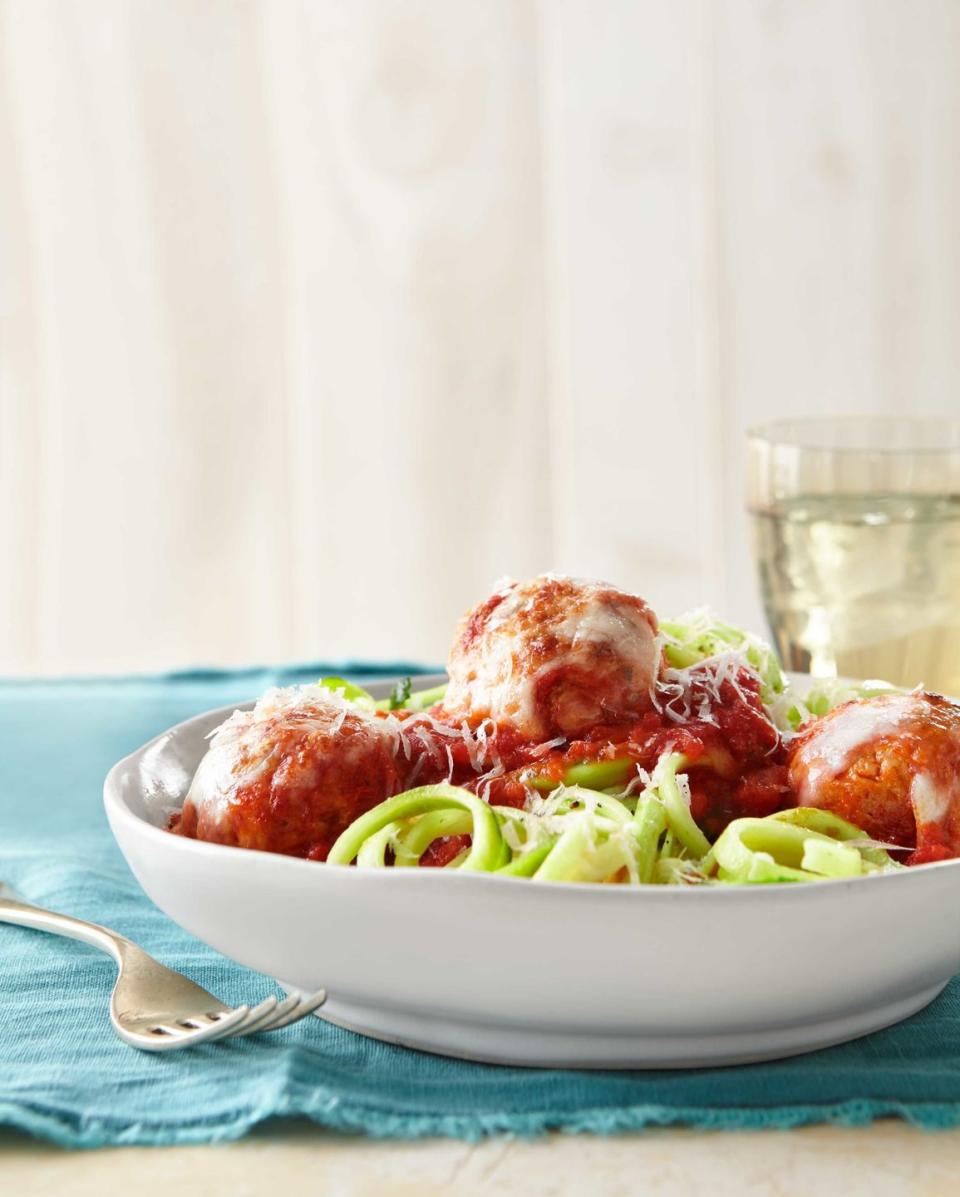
[4,1096,960,1150]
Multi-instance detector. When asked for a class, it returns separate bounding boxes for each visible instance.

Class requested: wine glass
[747,416,960,693]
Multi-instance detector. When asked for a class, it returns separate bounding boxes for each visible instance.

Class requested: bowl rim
[103,679,960,900]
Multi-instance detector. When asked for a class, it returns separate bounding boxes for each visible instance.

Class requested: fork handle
[0,888,128,966]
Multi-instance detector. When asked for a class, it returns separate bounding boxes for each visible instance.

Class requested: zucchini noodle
[326,759,903,886]
[659,609,785,704]
[327,784,505,872]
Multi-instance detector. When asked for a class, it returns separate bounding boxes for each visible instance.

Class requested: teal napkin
[2,664,960,1148]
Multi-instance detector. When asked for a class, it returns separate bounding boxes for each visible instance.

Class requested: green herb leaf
[317,676,376,710]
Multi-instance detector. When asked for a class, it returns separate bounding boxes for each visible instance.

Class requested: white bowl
[103,675,960,1069]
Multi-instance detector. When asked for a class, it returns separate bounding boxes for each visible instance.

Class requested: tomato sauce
[402,665,792,839]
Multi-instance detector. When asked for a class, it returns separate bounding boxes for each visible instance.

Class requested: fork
[0,883,326,1051]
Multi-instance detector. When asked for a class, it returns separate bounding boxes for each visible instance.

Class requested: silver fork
[0,883,326,1051]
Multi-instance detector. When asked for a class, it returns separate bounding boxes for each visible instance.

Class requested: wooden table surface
[4,1121,960,1196]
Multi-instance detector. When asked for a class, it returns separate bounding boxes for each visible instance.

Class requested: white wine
[752,493,960,695]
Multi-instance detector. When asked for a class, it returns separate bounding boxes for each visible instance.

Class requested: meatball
[441,574,661,741]
[176,686,403,861]
[788,691,960,861]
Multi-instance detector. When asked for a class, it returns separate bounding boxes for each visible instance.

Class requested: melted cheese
[911,773,951,827]
[556,600,645,648]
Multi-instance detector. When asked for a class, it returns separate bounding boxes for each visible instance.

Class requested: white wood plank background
[1,0,958,674]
